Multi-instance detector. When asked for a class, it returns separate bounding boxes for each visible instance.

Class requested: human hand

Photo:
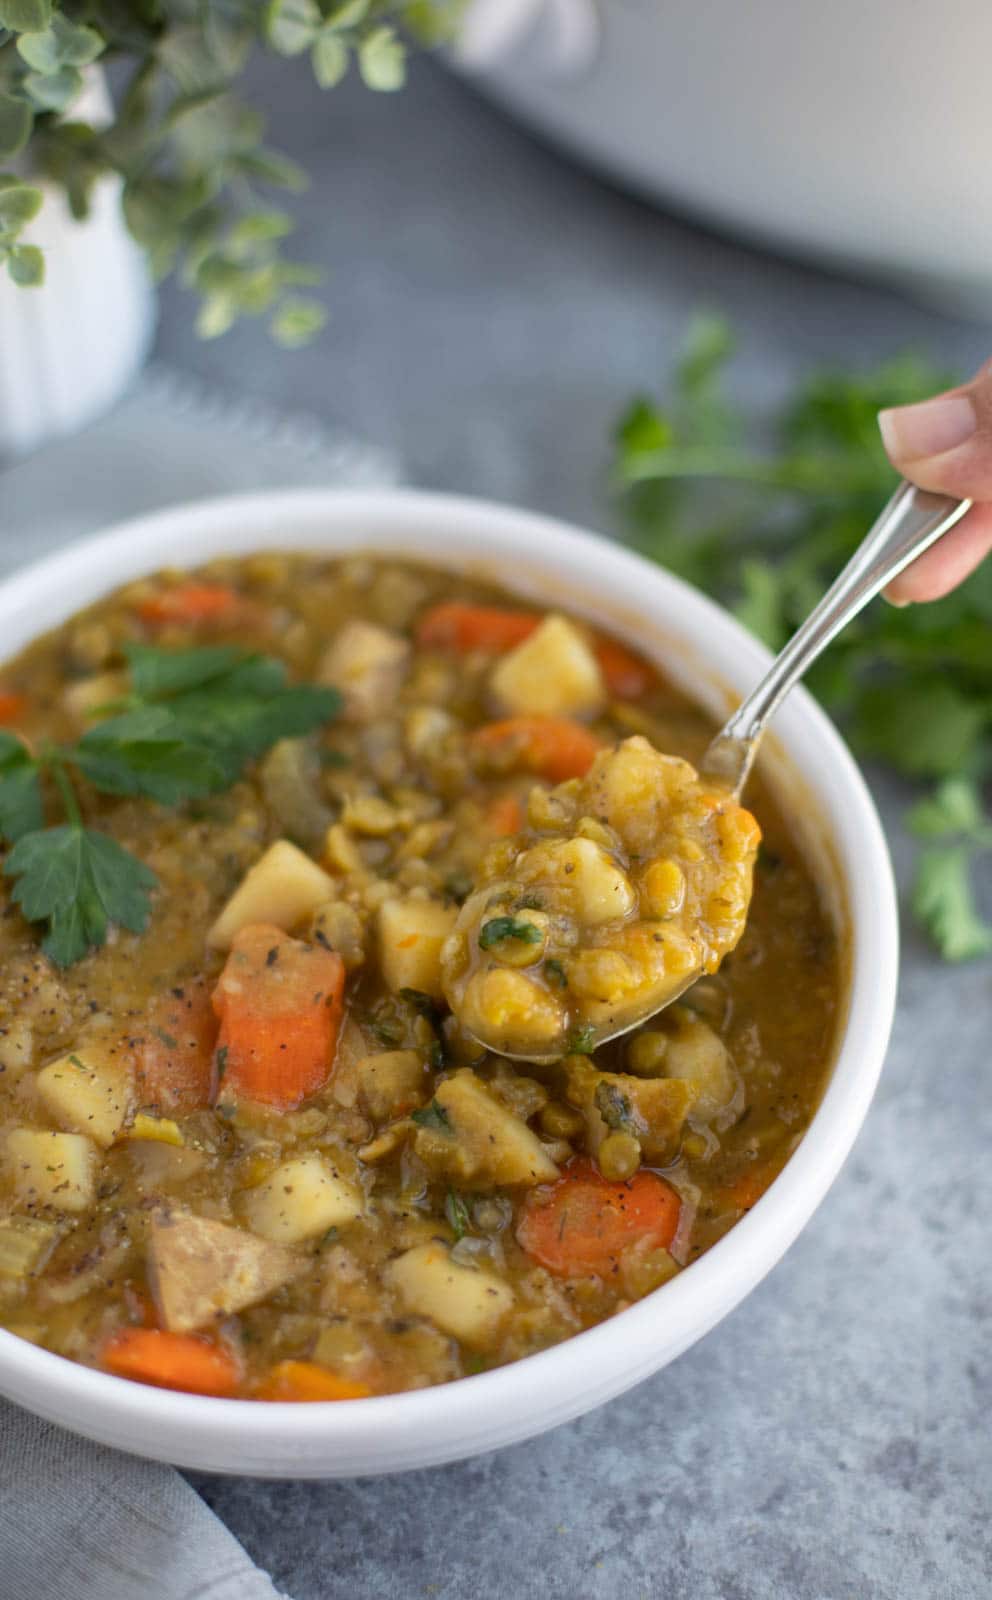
[879,360,992,603]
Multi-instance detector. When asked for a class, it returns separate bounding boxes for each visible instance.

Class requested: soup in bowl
[0,490,897,1476]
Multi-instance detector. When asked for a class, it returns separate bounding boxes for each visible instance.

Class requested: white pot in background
[0,73,154,457]
[454,0,992,313]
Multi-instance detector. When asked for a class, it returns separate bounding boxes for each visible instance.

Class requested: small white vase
[0,72,155,458]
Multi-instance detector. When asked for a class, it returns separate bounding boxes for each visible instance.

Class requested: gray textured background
[153,52,991,1600]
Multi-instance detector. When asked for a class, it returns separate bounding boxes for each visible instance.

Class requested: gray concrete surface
[156,53,991,1600]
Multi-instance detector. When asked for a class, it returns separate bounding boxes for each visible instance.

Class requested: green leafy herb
[594,1081,634,1132]
[567,1022,597,1056]
[544,958,568,988]
[614,318,992,961]
[478,915,544,951]
[411,1099,451,1132]
[398,987,439,1018]
[0,644,339,966]
[906,778,992,959]
[444,1189,469,1241]
[0,1,462,328]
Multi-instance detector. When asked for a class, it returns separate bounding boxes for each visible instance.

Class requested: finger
[877,360,992,501]
[884,501,992,604]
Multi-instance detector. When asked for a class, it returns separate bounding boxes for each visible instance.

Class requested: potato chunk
[515,836,635,926]
[386,1242,513,1348]
[5,1128,97,1213]
[147,1211,301,1333]
[377,897,457,999]
[565,1059,695,1163]
[208,839,336,950]
[414,1069,559,1188]
[490,614,604,718]
[36,1050,131,1148]
[239,1153,363,1245]
[318,620,411,723]
[356,1050,427,1122]
[660,1008,738,1122]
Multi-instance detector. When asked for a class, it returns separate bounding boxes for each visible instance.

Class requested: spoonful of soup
[442,481,969,1062]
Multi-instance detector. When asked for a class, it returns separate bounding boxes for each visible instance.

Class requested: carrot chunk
[211,923,346,1109]
[133,977,217,1115]
[485,793,525,837]
[0,691,27,725]
[254,1360,372,1402]
[136,584,246,628]
[472,716,602,784]
[517,1158,681,1278]
[593,638,656,700]
[416,602,539,654]
[102,1328,242,1397]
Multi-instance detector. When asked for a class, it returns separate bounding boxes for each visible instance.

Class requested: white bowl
[0,489,898,1477]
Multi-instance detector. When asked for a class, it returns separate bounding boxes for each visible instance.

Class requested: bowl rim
[0,487,899,1475]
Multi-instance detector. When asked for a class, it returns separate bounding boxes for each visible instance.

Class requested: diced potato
[5,1129,97,1213]
[61,670,128,726]
[414,1069,559,1188]
[378,897,457,999]
[516,836,635,926]
[356,1050,427,1122]
[0,1018,34,1080]
[318,620,411,723]
[36,1051,131,1148]
[239,1153,363,1245]
[208,839,336,949]
[386,1241,514,1348]
[0,1216,60,1278]
[565,1059,695,1163]
[147,1211,301,1332]
[490,614,605,718]
[584,737,698,856]
[661,1008,738,1122]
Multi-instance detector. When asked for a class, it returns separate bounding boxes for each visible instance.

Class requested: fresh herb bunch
[614,317,992,961]
[0,0,460,338]
[0,642,340,965]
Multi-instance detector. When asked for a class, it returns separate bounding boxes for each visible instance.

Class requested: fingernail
[884,591,912,608]
[878,395,976,461]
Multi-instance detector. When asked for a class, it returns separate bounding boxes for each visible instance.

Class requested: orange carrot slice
[517,1158,681,1277]
[102,1328,242,1397]
[254,1360,372,1402]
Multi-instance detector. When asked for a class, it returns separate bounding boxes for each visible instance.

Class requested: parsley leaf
[0,733,43,842]
[912,846,992,963]
[444,1190,470,1241]
[411,1099,451,1132]
[478,915,544,950]
[4,824,157,967]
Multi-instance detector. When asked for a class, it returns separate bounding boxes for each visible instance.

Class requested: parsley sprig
[614,318,992,960]
[0,644,340,966]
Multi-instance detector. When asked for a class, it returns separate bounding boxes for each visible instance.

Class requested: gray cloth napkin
[0,367,401,1600]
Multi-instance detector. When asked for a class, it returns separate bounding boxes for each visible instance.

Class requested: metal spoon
[472,481,970,1063]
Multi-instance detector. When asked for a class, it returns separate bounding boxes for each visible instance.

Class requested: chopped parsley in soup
[0,555,841,1400]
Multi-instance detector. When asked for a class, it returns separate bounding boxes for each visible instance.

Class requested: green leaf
[74,707,228,805]
[235,147,309,193]
[852,682,988,779]
[17,15,103,73]
[0,734,43,841]
[125,643,245,698]
[264,0,321,55]
[4,825,157,967]
[0,181,42,234]
[358,25,405,91]
[7,242,43,284]
[478,915,544,950]
[0,96,33,161]
[411,1099,451,1132]
[567,1022,596,1056]
[912,844,992,963]
[311,30,349,88]
[271,295,326,348]
[594,1080,634,1132]
[444,1189,469,1241]
[907,777,990,841]
[615,397,673,458]
[325,0,369,25]
[735,559,788,649]
[23,65,83,113]
[0,0,51,31]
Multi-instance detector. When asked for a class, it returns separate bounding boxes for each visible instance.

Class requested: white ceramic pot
[0,488,899,1477]
[455,0,992,310]
[0,73,154,457]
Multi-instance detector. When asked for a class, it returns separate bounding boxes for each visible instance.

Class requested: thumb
[878,360,992,499]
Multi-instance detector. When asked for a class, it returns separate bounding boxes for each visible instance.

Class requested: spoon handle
[703,481,971,794]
